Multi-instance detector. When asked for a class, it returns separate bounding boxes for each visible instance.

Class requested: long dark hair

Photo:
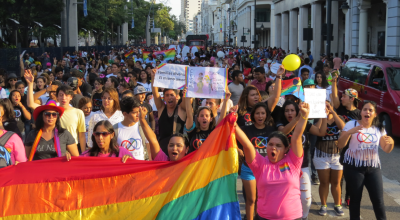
[314,72,329,88]
[34,110,66,134]
[250,102,274,126]
[238,85,261,115]
[280,100,300,125]
[88,120,120,157]
[0,98,15,120]
[362,101,384,132]
[265,80,275,95]
[195,107,216,132]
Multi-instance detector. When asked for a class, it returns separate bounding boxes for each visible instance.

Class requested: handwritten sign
[304,88,327,118]
[270,63,281,74]
[153,64,187,89]
[186,67,227,99]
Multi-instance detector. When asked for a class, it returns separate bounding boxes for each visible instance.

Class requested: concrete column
[344,4,351,56]
[298,6,309,51]
[311,2,322,65]
[289,10,298,54]
[122,23,128,45]
[270,4,276,47]
[358,5,370,55]
[61,0,78,49]
[351,0,360,55]
[281,12,289,50]
[275,14,282,48]
[251,5,255,48]
[331,1,339,54]
[117,26,121,45]
[386,0,400,57]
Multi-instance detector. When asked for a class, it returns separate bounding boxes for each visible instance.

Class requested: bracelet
[300,113,307,120]
[184,122,196,132]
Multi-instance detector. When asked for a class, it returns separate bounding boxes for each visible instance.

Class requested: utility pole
[254,0,257,49]
[326,0,332,57]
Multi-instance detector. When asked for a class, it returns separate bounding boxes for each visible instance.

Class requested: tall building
[184,0,202,33]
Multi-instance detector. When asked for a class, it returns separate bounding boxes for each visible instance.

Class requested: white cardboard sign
[304,88,327,118]
[153,64,187,89]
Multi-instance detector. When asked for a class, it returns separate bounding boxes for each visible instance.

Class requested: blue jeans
[343,164,386,220]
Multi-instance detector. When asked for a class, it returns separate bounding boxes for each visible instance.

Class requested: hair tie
[124,77,130,83]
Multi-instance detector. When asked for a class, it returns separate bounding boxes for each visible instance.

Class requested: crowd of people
[0,45,395,220]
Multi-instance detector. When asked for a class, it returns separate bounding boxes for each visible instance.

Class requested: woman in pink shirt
[235,103,310,220]
[67,120,132,162]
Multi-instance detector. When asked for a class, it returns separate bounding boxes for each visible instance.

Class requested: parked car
[337,56,400,136]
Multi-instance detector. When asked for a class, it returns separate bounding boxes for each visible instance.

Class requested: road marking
[382,175,400,206]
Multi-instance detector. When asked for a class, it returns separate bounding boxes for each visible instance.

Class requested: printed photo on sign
[153,64,187,89]
[186,67,227,99]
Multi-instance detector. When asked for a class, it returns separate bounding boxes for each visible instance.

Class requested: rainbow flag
[0,114,240,220]
[124,50,133,58]
[281,77,305,101]
[143,48,176,61]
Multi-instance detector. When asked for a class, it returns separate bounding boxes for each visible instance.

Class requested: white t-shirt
[84,112,94,145]
[0,88,7,98]
[316,85,332,102]
[116,122,145,160]
[106,73,118,78]
[343,120,386,167]
[137,82,152,92]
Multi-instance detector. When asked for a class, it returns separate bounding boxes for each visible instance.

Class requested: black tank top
[158,106,185,155]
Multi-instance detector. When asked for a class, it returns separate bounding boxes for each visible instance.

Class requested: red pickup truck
[337,56,400,136]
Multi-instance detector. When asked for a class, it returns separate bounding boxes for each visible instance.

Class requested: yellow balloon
[282,54,301,71]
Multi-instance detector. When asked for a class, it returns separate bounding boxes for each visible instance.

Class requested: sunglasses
[93,132,111,137]
[43,112,59,118]
[9,78,17,82]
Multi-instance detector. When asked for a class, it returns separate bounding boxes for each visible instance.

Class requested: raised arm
[331,75,340,109]
[139,106,161,160]
[150,69,165,112]
[185,96,194,132]
[278,114,299,135]
[267,65,284,112]
[291,103,310,157]
[20,54,25,77]
[24,70,40,110]
[235,123,256,164]
[216,89,231,125]
[330,103,345,130]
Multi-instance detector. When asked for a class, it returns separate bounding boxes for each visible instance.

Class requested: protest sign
[304,88,327,118]
[153,64,187,89]
[186,67,227,99]
[270,63,280,74]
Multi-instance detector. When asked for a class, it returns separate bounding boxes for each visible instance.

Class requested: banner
[83,0,88,17]
[281,77,305,101]
[143,48,176,61]
[304,88,327,118]
[153,64,187,89]
[0,114,240,220]
[186,67,228,99]
[132,18,134,28]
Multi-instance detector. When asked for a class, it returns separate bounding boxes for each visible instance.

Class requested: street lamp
[261,24,264,31]
[340,2,350,14]
[8,18,20,47]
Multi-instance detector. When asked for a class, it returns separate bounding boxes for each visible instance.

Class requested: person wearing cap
[303,79,315,89]
[4,73,18,97]
[134,86,154,130]
[331,77,361,208]
[25,99,79,161]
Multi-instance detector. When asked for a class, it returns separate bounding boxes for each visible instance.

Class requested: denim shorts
[240,164,255,180]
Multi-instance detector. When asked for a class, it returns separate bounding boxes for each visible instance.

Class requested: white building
[272,0,398,58]
[185,0,202,34]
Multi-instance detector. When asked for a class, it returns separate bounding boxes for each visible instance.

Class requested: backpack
[113,123,149,161]
[0,131,16,168]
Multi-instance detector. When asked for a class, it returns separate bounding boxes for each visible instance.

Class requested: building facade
[272,0,398,58]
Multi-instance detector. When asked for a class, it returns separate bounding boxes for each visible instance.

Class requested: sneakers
[319,206,327,216]
[334,205,345,216]
[311,175,320,185]
[345,198,350,208]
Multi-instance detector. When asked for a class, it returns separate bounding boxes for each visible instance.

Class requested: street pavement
[237,138,400,220]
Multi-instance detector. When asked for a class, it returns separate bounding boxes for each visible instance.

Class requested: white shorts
[313,155,343,170]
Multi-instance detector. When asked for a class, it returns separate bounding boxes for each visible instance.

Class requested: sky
[150,0,181,18]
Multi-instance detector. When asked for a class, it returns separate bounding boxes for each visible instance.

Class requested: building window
[256,8,270,22]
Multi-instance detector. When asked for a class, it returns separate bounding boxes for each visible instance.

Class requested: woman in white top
[87,87,124,148]
[137,70,152,92]
[338,100,394,220]
[314,72,332,102]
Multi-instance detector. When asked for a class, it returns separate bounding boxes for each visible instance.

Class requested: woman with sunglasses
[25,100,79,161]
[236,103,310,220]
[87,88,124,148]
[5,73,18,97]
[338,101,394,220]
[67,120,133,163]
[184,90,231,153]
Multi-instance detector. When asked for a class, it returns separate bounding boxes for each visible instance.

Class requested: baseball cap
[303,79,315,86]
[343,88,359,100]
[134,86,147,95]
[46,62,51,67]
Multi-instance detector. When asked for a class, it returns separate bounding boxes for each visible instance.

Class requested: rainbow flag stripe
[143,48,176,61]
[279,162,290,172]
[124,50,133,57]
[0,114,240,220]
[281,77,305,101]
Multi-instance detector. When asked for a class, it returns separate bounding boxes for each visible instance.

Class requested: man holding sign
[151,69,187,155]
